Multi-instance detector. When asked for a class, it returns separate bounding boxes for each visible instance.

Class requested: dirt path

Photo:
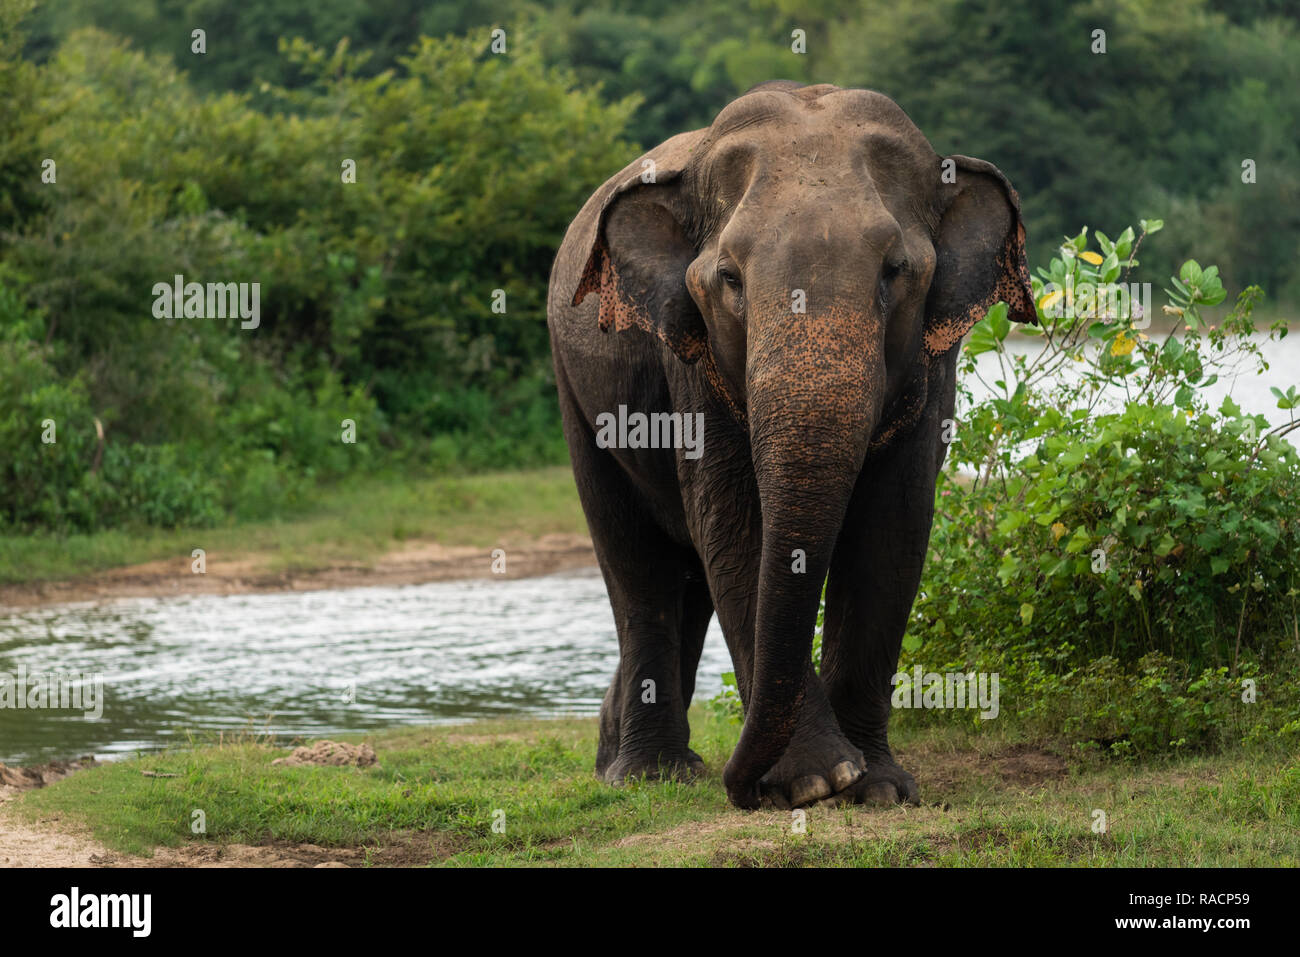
[0,533,596,609]
[0,791,368,867]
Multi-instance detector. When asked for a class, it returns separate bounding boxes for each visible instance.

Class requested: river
[0,568,732,764]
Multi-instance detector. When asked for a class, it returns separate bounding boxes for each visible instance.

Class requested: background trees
[2,0,1297,531]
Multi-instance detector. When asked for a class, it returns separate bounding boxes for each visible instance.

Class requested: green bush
[0,19,634,533]
[0,279,222,530]
[924,399,1300,671]
[906,221,1300,754]
[922,223,1300,672]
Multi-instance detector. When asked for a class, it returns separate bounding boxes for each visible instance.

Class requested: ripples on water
[0,569,732,764]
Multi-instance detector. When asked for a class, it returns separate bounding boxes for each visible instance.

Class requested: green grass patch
[11,712,1297,867]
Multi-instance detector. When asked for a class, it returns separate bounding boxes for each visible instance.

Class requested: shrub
[922,222,1299,673]
[906,221,1300,753]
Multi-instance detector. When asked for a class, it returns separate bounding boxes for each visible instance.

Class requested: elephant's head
[571,81,1034,807]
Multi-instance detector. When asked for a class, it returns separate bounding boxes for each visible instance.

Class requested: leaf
[987,300,1010,341]
[1038,288,1064,316]
[1019,603,1034,625]
[1060,445,1087,467]
[1101,252,1121,283]
[965,320,999,357]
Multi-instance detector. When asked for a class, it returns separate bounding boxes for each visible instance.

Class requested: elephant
[546,80,1035,810]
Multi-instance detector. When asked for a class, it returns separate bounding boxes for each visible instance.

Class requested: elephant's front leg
[686,457,866,809]
[819,356,957,805]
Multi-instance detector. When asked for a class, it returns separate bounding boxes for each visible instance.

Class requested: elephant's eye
[881,259,908,283]
[719,265,742,289]
[878,260,908,313]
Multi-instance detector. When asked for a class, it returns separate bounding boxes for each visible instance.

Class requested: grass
[12,711,1298,866]
[0,466,587,584]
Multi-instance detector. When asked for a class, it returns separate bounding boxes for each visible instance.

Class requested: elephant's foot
[757,717,865,809]
[600,747,705,786]
[841,753,920,806]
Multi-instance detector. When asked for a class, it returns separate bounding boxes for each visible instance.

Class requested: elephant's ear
[571,131,708,364]
[923,155,1036,358]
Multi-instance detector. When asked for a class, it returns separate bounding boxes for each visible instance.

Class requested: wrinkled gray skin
[547,81,1035,809]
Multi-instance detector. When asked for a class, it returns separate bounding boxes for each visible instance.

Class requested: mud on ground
[0,533,596,609]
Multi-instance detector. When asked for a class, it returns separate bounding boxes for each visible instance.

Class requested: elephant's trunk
[722,307,883,808]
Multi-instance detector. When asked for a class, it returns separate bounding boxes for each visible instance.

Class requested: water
[0,569,732,764]
[967,331,1298,418]
[2,333,1294,765]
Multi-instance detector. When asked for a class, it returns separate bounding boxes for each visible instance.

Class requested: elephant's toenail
[790,775,832,807]
[830,760,862,792]
[862,780,902,805]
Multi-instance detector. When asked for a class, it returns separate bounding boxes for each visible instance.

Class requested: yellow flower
[1111,331,1135,356]
[1038,289,1063,313]
[1051,522,1068,542]
[1079,251,1103,265]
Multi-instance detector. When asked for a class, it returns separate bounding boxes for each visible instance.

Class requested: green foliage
[0,279,223,529]
[26,1,1300,300]
[0,17,636,532]
[931,223,1300,670]
[929,398,1300,670]
[0,0,40,225]
[906,221,1300,754]
[894,640,1300,757]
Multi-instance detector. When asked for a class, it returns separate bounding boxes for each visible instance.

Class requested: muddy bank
[0,755,99,791]
[0,533,596,609]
